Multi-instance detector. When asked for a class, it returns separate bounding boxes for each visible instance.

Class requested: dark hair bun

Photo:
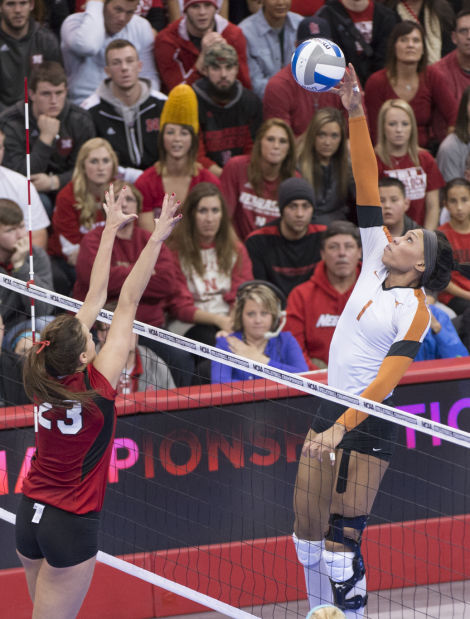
[424,230,455,291]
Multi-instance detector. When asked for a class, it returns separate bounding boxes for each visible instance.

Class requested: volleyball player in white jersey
[292,66,461,618]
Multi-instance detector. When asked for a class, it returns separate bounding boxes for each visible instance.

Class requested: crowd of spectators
[0,0,469,398]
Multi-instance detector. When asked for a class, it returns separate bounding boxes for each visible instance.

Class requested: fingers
[301,439,336,466]
[348,63,358,80]
[152,193,182,240]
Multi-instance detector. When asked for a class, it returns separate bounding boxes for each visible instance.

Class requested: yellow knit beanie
[160,84,199,135]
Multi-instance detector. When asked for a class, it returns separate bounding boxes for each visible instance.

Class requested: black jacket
[193,77,262,168]
[315,0,399,86]
[83,80,166,171]
[0,18,62,110]
[0,100,95,189]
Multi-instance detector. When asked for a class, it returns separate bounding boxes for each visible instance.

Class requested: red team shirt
[376,150,444,226]
[220,155,301,240]
[23,364,117,515]
[135,165,221,217]
[438,222,470,305]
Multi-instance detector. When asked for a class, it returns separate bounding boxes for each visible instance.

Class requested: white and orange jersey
[329,223,430,398]
[329,115,431,432]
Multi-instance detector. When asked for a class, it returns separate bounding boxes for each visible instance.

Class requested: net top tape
[3,273,470,449]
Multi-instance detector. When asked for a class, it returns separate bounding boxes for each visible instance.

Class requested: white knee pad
[293,533,324,567]
[293,534,333,608]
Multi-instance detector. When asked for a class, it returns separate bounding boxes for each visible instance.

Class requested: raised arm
[338,65,387,266]
[93,194,181,388]
[75,185,138,329]
[60,1,107,57]
[339,65,381,209]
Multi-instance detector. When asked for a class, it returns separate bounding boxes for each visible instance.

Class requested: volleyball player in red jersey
[15,187,181,618]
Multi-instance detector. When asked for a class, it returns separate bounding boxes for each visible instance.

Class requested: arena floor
[160,580,470,619]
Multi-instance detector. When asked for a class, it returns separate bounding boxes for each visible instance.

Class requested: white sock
[323,550,367,619]
[293,533,333,608]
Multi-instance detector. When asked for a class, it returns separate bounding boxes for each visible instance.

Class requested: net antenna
[24,77,38,433]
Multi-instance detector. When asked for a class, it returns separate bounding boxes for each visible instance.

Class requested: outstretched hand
[331,64,363,114]
[103,184,138,230]
[152,193,182,242]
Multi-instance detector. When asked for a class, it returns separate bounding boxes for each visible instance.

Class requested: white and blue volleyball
[291,38,345,92]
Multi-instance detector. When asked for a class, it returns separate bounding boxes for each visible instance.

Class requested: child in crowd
[438,178,470,315]
[378,177,418,237]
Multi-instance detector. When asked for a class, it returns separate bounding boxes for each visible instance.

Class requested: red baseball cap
[184,0,218,10]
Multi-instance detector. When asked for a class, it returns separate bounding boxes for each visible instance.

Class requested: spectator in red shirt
[220,117,297,240]
[433,11,470,148]
[291,0,324,15]
[285,220,362,369]
[154,0,251,93]
[365,20,458,149]
[438,178,470,314]
[135,83,221,231]
[263,16,347,139]
[434,10,470,95]
[374,98,444,229]
[48,137,118,295]
[315,0,399,87]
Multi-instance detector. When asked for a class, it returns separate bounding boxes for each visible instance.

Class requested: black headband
[422,229,438,286]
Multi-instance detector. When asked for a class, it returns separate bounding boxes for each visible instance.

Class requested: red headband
[35,340,50,354]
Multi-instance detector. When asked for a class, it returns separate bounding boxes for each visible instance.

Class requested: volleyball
[291,38,346,92]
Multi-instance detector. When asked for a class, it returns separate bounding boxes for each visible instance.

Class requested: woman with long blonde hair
[220,117,297,239]
[375,98,444,229]
[48,137,118,294]
[297,107,354,224]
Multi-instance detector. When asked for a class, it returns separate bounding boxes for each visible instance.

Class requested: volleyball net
[1,277,470,618]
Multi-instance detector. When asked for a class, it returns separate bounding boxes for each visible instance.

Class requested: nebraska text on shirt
[239,192,280,216]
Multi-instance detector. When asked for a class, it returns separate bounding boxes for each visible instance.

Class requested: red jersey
[220,154,300,240]
[22,364,117,514]
[376,150,444,226]
[285,260,359,369]
[291,0,324,15]
[135,165,221,215]
[438,222,470,305]
[364,66,457,148]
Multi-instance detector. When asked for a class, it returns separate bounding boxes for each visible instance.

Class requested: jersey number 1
[38,402,83,435]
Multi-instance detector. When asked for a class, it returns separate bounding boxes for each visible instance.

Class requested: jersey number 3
[38,402,83,435]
